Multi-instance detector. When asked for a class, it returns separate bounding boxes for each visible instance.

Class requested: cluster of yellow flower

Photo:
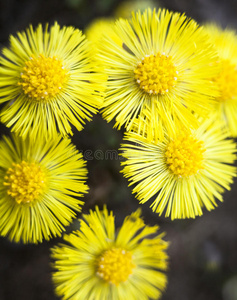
[0,7,236,300]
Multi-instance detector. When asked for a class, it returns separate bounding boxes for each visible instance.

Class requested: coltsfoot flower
[85,18,122,50]
[120,117,236,219]
[99,8,219,142]
[51,206,169,300]
[0,134,88,243]
[0,22,106,139]
[204,24,237,137]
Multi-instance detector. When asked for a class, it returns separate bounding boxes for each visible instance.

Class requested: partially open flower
[51,206,169,300]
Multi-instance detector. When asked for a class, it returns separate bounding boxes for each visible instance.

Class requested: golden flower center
[214,59,237,101]
[18,54,69,101]
[165,134,206,177]
[3,161,46,204]
[96,248,135,285]
[134,52,178,95]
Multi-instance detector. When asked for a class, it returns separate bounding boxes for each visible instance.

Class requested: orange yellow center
[3,161,46,204]
[96,248,135,285]
[18,54,69,101]
[134,52,178,95]
[165,134,206,177]
[214,59,237,101]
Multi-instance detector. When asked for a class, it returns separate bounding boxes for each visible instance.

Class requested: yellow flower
[120,117,236,219]
[0,134,88,243]
[85,18,122,50]
[0,22,105,139]
[204,24,237,137]
[51,206,169,300]
[114,0,157,19]
[99,8,219,142]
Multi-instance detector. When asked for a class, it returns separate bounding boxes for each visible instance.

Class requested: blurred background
[1,0,237,299]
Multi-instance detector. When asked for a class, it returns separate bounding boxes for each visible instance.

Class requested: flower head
[0,134,88,243]
[99,8,219,141]
[51,206,169,300]
[114,0,157,18]
[204,24,237,137]
[120,117,236,219]
[86,18,122,50]
[0,22,105,139]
